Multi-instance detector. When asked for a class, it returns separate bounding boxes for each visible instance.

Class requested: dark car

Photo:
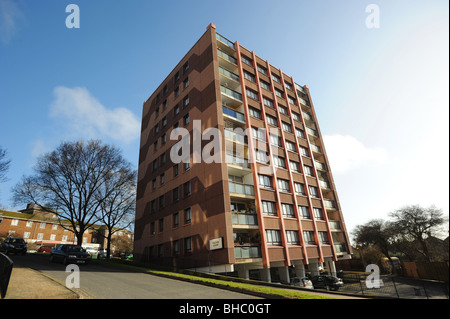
[49,244,91,265]
[310,275,344,291]
[1,238,27,255]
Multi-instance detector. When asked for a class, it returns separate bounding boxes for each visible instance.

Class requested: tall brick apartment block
[134,24,352,282]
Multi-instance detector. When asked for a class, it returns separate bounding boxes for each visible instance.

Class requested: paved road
[8,254,261,299]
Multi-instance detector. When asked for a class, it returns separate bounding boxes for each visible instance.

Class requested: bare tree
[96,166,136,258]
[389,205,446,262]
[12,140,133,246]
[0,146,11,183]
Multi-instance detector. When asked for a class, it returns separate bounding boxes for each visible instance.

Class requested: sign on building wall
[209,237,224,251]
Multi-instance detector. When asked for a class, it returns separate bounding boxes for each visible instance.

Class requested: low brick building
[0,204,133,254]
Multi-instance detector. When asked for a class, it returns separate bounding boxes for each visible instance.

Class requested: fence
[339,272,449,299]
[0,252,14,299]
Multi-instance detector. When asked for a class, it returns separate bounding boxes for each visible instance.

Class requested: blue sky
[0,0,448,240]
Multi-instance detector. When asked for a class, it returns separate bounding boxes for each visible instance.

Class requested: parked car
[37,246,54,254]
[290,277,314,289]
[0,238,27,255]
[49,244,91,265]
[310,275,344,291]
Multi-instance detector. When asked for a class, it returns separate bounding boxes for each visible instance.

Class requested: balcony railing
[219,66,240,82]
[217,49,237,65]
[224,129,248,144]
[226,153,251,169]
[217,33,235,49]
[234,246,261,259]
[334,243,347,253]
[310,144,321,153]
[221,86,242,102]
[324,199,336,209]
[229,181,254,196]
[222,106,245,123]
[315,161,327,171]
[319,180,331,189]
[232,213,258,226]
[329,220,341,230]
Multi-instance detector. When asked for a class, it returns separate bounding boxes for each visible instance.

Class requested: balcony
[229,181,254,197]
[222,106,245,123]
[217,33,235,50]
[224,129,248,145]
[329,220,341,231]
[232,212,258,227]
[319,180,331,189]
[324,199,336,210]
[226,153,251,169]
[219,66,240,83]
[217,49,237,65]
[315,161,327,171]
[334,243,347,254]
[234,246,262,259]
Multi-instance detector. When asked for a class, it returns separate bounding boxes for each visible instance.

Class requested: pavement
[4,265,79,299]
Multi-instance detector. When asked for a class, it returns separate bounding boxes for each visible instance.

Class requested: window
[266,230,282,245]
[160,153,166,165]
[62,235,68,242]
[300,146,309,157]
[275,89,284,98]
[183,77,189,88]
[262,201,276,216]
[292,112,301,122]
[286,230,300,245]
[159,218,164,232]
[251,127,266,142]
[244,71,255,82]
[258,174,273,189]
[313,207,324,220]
[24,232,30,239]
[174,71,180,82]
[303,231,316,245]
[174,103,180,115]
[26,221,33,228]
[150,200,156,213]
[249,107,261,119]
[184,237,192,253]
[183,181,191,197]
[298,206,310,219]
[241,55,252,66]
[153,141,158,152]
[246,89,259,101]
[273,156,286,169]
[173,164,179,177]
[285,141,296,152]
[260,80,271,91]
[266,115,278,127]
[294,182,306,195]
[263,97,274,108]
[184,161,190,171]
[175,86,180,97]
[296,128,305,139]
[159,195,165,209]
[309,186,319,198]
[173,187,179,202]
[183,62,189,73]
[319,231,329,244]
[173,240,180,255]
[288,96,296,105]
[40,222,46,229]
[152,178,157,190]
[271,74,281,84]
[184,113,190,126]
[183,96,190,108]
[269,134,282,147]
[11,219,18,226]
[155,106,160,118]
[162,116,167,127]
[285,82,293,91]
[150,222,155,234]
[173,212,179,228]
[50,234,56,241]
[255,150,269,163]
[278,106,288,115]
[304,165,314,176]
[281,203,295,217]
[161,133,167,145]
[282,121,292,133]
[185,207,192,224]
[277,179,291,193]
[257,65,267,75]
[289,161,301,173]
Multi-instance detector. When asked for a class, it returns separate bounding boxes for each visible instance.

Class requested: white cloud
[49,86,140,144]
[323,134,388,174]
[0,0,24,44]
